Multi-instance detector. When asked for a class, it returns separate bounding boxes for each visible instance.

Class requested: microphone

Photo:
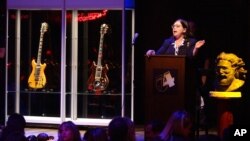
[132,33,139,45]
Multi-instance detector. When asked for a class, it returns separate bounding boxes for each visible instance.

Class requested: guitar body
[28,59,47,89]
[87,62,109,92]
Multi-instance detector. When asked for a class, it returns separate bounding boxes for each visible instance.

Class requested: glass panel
[7,91,61,116]
[7,10,62,117]
[65,10,132,119]
[7,9,133,121]
[7,10,17,93]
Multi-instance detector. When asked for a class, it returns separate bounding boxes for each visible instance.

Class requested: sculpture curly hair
[216,52,247,80]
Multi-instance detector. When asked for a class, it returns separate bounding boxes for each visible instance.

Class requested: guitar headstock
[41,22,48,33]
[100,24,109,35]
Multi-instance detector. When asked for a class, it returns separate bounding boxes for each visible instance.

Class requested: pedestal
[209,91,241,138]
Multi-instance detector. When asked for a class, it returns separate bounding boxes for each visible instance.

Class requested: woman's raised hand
[146,50,156,57]
[195,40,205,49]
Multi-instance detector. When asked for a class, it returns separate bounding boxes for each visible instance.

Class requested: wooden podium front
[145,55,197,123]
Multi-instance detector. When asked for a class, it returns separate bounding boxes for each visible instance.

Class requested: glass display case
[6,0,135,126]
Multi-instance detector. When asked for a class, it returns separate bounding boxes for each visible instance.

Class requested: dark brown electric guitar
[87,24,109,92]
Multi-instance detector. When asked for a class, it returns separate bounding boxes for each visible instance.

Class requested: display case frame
[6,0,135,126]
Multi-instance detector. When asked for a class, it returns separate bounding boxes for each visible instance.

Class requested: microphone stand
[131,38,135,121]
[131,33,138,121]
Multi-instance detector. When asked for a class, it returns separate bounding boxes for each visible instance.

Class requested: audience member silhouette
[0,113,26,141]
[153,110,193,141]
[108,116,135,141]
[57,121,81,141]
[26,135,37,141]
[37,132,54,141]
[145,120,165,141]
[4,131,27,141]
[84,127,108,141]
[124,117,136,141]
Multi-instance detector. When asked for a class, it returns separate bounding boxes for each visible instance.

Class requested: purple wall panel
[7,0,64,9]
[7,0,135,9]
[66,0,123,9]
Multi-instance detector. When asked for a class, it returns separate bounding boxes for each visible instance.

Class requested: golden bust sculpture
[214,52,247,92]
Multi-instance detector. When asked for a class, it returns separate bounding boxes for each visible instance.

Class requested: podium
[145,55,197,122]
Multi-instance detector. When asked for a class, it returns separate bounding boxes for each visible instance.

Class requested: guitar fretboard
[36,32,45,65]
[97,33,105,67]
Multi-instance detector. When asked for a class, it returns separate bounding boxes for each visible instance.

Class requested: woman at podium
[146,19,205,57]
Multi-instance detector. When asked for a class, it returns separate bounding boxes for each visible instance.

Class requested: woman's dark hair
[174,18,192,39]
[27,135,37,141]
[5,131,28,141]
[108,116,129,141]
[0,113,26,141]
[37,133,54,141]
[6,113,26,130]
[57,121,81,141]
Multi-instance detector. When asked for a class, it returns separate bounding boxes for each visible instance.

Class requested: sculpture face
[216,60,235,86]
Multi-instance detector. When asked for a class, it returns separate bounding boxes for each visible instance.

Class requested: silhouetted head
[159,110,193,140]
[108,116,129,141]
[57,121,81,141]
[7,113,26,130]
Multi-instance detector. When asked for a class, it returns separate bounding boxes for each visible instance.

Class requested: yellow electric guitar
[28,22,48,89]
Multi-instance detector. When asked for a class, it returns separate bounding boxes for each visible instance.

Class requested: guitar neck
[36,32,45,65]
[96,34,105,67]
